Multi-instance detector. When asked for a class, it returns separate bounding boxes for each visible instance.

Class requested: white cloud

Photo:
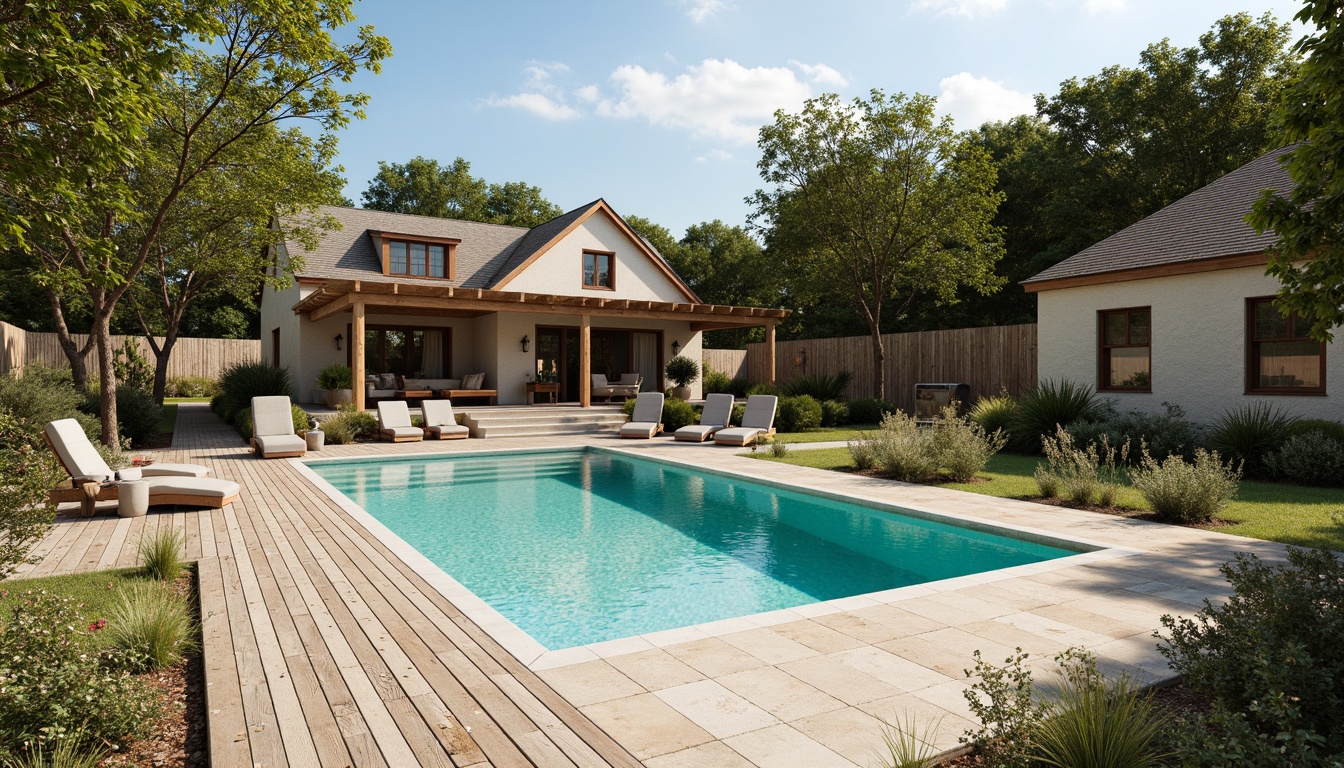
[694,149,735,163]
[936,72,1034,128]
[486,92,580,121]
[594,58,815,144]
[575,84,601,103]
[911,0,1009,17]
[678,0,729,23]
[791,61,848,88]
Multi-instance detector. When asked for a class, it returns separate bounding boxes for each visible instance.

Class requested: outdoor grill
[914,382,970,423]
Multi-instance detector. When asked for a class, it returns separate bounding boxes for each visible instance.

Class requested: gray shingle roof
[485,200,600,285]
[1023,145,1294,286]
[281,206,531,289]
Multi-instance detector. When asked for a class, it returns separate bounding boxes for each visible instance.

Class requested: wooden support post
[352,301,366,411]
[579,315,591,407]
[765,323,776,386]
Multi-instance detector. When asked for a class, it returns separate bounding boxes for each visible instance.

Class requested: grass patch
[0,568,161,649]
[156,403,178,435]
[754,450,1344,551]
[774,424,879,444]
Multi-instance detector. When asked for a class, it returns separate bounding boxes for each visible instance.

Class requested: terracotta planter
[325,388,353,408]
[672,386,692,401]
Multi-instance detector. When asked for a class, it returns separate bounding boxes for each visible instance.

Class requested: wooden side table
[526,382,560,404]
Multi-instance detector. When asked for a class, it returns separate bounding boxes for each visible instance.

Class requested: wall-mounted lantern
[671,340,681,356]
[334,333,343,351]
[521,335,530,353]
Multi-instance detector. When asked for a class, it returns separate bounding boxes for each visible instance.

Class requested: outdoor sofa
[591,373,642,403]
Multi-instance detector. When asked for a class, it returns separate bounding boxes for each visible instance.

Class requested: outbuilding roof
[1022,145,1294,291]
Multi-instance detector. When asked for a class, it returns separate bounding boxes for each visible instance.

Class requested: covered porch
[292,280,787,410]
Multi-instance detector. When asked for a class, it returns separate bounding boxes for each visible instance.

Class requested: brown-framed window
[347,324,453,378]
[1098,307,1151,391]
[1246,297,1326,395]
[583,250,615,290]
[373,231,458,280]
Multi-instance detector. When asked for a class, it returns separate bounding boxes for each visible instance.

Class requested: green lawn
[754,449,1344,551]
[774,425,878,444]
[157,403,178,435]
[0,568,160,649]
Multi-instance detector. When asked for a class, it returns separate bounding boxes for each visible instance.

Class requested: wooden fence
[0,321,259,380]
[701,348,748,380]
[704,324,1037,413]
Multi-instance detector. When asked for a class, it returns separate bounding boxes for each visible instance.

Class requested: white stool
[117,480,149,517]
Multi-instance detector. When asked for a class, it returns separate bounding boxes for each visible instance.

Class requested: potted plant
[317,364,353,408]
[665,355,699,401]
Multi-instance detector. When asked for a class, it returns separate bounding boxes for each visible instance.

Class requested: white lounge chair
[44,419,239,511]
[619,392,664,438]
[674,393,735,442]
[714,395,778,446]
[377,400,423,442]
[421,400,469,440]
[251,396,307,458]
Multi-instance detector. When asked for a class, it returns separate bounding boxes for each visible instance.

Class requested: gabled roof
[1022,145,1294,291]
[282,200,701,302]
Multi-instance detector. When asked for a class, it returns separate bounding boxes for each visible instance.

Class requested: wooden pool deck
[15,403,1290,768]
[17,404,641,768]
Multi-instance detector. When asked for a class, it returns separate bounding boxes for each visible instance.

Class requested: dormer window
[583,250,615,290]
[373,231,459,280]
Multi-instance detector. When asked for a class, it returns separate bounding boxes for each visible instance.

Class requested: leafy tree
[671,221,782,347]
[361,156,562,227]
[623,214,684,260]
[25,0,389,445]
[751,90,1005,400]
[1248,0,1344,342]
[1034,12,1295,268]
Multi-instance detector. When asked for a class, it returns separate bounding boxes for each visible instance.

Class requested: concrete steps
[459,405,626,439]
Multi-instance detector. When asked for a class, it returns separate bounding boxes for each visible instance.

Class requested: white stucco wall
[258,243,303,398]
[1036,264,1340,424]
[497,211,692,302]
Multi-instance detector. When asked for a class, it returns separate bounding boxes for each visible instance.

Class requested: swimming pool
[309,449,1086,650]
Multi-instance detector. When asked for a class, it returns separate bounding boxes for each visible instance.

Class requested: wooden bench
[440,389,497,405]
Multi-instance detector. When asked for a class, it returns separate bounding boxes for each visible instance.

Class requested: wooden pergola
[292,280,790,409]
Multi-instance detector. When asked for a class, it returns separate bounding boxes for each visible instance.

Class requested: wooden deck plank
[97,516,134,571]
[200,556,251,767]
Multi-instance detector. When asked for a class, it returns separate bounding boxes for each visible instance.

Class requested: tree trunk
[46,288,92,388]
[92,312,119,447]
[868,322,886,402]
[150,332,177,405]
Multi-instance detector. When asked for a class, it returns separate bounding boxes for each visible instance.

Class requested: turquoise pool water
[310,449,1082,650]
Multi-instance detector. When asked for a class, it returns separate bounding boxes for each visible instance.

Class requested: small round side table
[117,480,149,518]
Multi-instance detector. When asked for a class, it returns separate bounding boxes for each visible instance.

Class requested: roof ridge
[318,204,533,234]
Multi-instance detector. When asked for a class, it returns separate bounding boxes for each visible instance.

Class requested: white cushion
[252,396,296,438]
[377,400,413,428]
[740,395,778,430]
[421,399,457,427]
[45,418,114,481]
[427,424,469,437]
[145,476,239,501]
[674,425,720,442]
[620,422,659,438]
[629,393,664,424]
[140,463,209,478]
[714,427,765,446]
[699,393,735,428]
[462,373,485,390]
[254,433,306,456]
[382,426,423,439]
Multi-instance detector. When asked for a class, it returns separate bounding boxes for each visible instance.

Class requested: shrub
[81,387,161,447]
[140,527,184,582]
[0,591,158,756]
[209,392,231,422]
[111,340,153,394]
[968,392,1016,439]
[769,441,790,458]
[1032,649,1169,768]
[1035,427,1128,505]
[216,361,291,425]
[1009,379,1101,453]
[107,584,197,672]
[0,413,63,579]
[851,411,941,482]
[316,364,352,391]
[1284,417,1344,444]
[781,371,853,401]
[876,714,941,768]
[746,383,780,397]
[1066,402,1200,464]
[661,398,699,432]
[664,355,699,388]
[1158,547,1344,755]
[1206,403,1297,477]
[1128,448,1240,524]
[1,733,107,768]
[961,648,1040,768]
[730,402,745,427]
[819,399,850,427]
[164,376,220,398]
[621,397,637,418]
[848,398,897,426]
[0,367,100,442]
[776,395,822,432]
[233,403,312,441]
[932,405,1007,482]
[1264,430,1344,487]
[318,404,377,445]
[701,366,733,395]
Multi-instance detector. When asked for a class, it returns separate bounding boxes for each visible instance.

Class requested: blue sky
[332,0,1304,236]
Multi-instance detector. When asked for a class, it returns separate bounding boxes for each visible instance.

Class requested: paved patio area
[16,404,1287,767]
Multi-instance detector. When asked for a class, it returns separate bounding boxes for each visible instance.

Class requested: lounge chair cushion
[141,464,209,478]
[629,392,664,424]
[427,424,470,438]
[46,418,211,482]
[674,424,720,442]
[377,400,413,429]
[253,433,306,456]
[146,476,240,501]
[252,396,298,438]
[421,399,457,427]
[381,426,423,439]
[673,393,735,442]
[739,395,778,430]
[713,427,767,446]
[620,422,660,439]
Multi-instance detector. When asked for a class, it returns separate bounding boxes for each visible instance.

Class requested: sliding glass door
[535,325,663,401]
[351,325,452,377]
